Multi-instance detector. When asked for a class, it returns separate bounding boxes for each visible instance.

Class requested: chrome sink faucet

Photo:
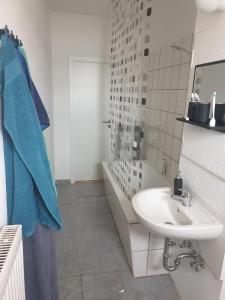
[172,189,192,207]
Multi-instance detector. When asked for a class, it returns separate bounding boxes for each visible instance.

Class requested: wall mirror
[193,59,225,104]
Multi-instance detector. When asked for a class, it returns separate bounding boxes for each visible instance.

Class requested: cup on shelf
[215,104,225,126]
[188,102,210,124]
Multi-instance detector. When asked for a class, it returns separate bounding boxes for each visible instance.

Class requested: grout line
[58,267,127,280]
[148,61,191,72]
[81,272,84,299]
[146,232,151,276]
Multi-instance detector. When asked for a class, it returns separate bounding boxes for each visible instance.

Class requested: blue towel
[0,34,62,237]
[15,46,50,130]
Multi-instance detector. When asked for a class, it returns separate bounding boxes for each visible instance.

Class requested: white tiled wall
[172,9,225,300]
[109,0,193,199]
[145,34,193,183]
[109,0,152,200]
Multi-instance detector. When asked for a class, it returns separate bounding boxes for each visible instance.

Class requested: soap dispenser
[174,171,183,196]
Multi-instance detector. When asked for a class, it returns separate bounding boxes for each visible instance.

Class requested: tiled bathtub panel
[149,234,165,250]
[131,251,148,278]
[103,169,133,268]
[130,224,150,252]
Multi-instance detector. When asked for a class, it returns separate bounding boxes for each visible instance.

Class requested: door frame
[68,56,109,183]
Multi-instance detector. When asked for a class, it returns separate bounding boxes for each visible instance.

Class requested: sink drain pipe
[163,238,198,272]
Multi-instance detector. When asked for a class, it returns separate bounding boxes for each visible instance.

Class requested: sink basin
[132,187,224,240]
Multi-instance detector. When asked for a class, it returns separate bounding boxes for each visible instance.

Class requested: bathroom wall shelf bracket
[176,117,225,133]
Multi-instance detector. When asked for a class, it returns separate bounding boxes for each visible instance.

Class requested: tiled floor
[55,182,179,300]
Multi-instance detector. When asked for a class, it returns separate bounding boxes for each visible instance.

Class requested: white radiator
[0,225,26,300]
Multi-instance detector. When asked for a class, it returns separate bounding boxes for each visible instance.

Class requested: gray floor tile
[58,275,83,300]
[121,272,179,300]
[77,195,106,204]
[82,270,124,300]
[78,246,130,274]
[75,182,105,197]
[57,184,76,206]
[56,231,82,276]
[56,183,179,300]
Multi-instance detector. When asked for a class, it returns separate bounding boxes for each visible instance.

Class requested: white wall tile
[171,65,180,89]
[130,224,150,251]
[158,69,165,89]
[172,137,182,161]
[172,39,182,65]
[155,151,163,175]
[161,153,171,182]
[181,34,193,64]
[153,49,160,70]
[179,63,190,89]
[160,111,168,132]
[176,89,187,115]
[155,90,162,110]
[174,116,184,139]
[153,128,160,147]
[167,113,175,135]
[159,47,167,68]
[161,90,170,111]
[152,70,159,89]
[164,134,173,156]
[170,159,179,182]
[163,67,172,89]
[148,90,153,108]
[151,90,157,109]
[149,53,154,71]
[148,71,153,90]
[132,251,148,278]
[149,234,165,249]
[168,90,178,113]
[147,249,168,276]
[166,45,174,67]
[159,132,166,150]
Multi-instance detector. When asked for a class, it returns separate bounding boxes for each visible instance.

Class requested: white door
[102,63,111,162]
[69,58,110,182]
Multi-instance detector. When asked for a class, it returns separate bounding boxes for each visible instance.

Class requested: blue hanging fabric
[0,34,62,237]
[15,45,50,130]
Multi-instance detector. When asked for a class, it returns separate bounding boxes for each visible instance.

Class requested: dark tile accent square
[144,48,149,56]
[133,170,137,176]
[147,7,152,16]
[141,98,146,105]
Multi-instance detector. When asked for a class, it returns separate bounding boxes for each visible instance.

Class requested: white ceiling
[49,0,111,17]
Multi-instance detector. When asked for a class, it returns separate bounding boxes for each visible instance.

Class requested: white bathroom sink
[132,187,224,240]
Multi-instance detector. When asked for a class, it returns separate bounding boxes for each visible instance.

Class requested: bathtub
[102,161,169,278]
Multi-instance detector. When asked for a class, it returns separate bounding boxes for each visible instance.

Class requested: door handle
[102,120,111,124]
